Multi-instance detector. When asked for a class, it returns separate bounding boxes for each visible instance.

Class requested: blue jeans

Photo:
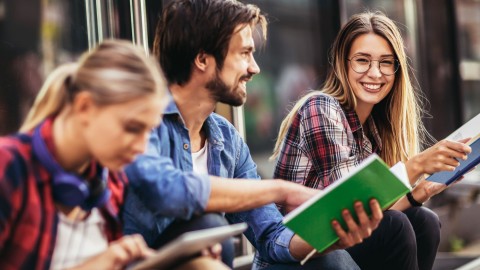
[262,250,360,270]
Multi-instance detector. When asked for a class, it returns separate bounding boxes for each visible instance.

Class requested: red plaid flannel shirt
[0,118,126,270]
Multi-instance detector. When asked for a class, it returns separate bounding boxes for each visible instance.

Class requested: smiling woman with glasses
[271,11,472,270]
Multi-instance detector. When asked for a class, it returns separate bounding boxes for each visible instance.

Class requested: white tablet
[130,222,248,270]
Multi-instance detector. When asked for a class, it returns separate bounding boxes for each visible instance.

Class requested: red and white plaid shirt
[274,93,382,190]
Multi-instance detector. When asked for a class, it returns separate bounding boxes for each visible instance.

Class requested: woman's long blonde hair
[20,39,167,132]
[272,11,431,166]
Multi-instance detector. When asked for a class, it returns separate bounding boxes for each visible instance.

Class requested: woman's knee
[381,210,417,247]
[404,206,441,243]
[383,210,414,232]
[405,206,441,230]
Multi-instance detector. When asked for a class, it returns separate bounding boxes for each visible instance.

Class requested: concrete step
[433,252,478,270]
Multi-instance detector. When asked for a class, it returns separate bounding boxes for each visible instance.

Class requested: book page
[390,162,411,190]
[446,113,480,143]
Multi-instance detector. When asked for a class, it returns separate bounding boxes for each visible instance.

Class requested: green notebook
[283,154,411,253]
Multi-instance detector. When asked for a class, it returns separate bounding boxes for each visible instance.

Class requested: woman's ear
[72,91,96,125]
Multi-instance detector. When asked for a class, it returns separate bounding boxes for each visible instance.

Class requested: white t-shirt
[49,208,108,270]
[192,140,209,175]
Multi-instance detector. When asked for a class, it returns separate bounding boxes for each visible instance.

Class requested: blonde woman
[272,12,471,270]
[0,40,227,270]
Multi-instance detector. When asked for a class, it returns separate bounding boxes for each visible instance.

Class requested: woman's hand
[411,179,448,203]
[405,138,471,184]
[69,234,154,270]
[412,170,470,203]
[331,199,383,250]
[390,175,467,211]
[290,199,383,260]
[201,243,222,260]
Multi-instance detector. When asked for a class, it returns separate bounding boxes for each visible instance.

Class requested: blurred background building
[1,0,479,269]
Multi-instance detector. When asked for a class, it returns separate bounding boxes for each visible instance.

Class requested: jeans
[152,213,235,268]
[347,207,441,270]
[262,250,360,270]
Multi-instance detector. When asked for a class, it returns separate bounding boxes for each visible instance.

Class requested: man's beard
[206,70,249,107]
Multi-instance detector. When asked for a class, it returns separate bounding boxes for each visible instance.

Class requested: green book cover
[283,154,411,253]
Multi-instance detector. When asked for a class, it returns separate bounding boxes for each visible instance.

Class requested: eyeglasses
[347,55,400,76]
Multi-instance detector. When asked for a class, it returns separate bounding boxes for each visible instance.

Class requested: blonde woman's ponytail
[20,63,77,132]
[21,40,167,133]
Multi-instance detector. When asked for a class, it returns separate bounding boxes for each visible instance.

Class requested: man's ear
[193,51,213,72]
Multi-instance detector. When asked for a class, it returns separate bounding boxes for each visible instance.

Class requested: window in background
[242,0,336,178]
[452,0,480,188]
[456,0,480,121]
[0,0,88,135]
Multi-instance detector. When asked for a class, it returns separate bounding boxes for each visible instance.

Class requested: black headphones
[31,123,111,210]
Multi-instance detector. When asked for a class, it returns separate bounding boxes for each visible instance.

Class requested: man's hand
[281,182,320,213]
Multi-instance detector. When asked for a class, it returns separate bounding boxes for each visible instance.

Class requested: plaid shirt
[274,93,382,190]
[0,118,126,270]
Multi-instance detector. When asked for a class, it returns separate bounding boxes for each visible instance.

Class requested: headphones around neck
[32,123,111,210]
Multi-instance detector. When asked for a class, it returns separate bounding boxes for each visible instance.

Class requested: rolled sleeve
[125,154,210,218]
[273,228,297,262]
[226,199,297,263]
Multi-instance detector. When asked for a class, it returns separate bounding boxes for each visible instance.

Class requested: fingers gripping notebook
[130,223,247,270]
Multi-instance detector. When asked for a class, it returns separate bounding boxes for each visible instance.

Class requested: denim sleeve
[125,131,211,219]
[226,136,298,263]
[125,155,210,218]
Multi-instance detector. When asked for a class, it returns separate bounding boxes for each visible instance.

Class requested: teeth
[363,83,381,90]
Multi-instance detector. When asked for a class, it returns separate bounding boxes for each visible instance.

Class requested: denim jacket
[123,100,297,265]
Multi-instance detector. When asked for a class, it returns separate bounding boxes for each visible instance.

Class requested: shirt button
[183,143,189,150]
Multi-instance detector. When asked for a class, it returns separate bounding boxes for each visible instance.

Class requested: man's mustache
[240,73,253,81]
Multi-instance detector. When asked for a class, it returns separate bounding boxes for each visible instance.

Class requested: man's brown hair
[153,0,266,85]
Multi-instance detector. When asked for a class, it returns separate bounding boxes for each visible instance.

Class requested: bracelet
[406,191,423,207]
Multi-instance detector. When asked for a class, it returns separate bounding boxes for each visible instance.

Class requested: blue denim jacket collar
[163,99,225,151]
